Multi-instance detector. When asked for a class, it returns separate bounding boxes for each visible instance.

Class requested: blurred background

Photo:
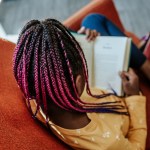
[0,0,150,42]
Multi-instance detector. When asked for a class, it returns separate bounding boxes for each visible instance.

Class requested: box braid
[13,19,128,119]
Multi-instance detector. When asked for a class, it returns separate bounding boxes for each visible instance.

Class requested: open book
[72,32,131,96]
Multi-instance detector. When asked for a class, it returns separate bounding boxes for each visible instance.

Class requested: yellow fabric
[28,88,147,150]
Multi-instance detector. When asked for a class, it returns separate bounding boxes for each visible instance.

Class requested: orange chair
[0,0,149,149]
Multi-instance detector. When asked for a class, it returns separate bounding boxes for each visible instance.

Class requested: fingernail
[118,71,122,75]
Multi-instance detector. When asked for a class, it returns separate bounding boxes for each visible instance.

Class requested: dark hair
[13,19,128,118]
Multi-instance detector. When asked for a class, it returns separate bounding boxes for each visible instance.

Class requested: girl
[13,18,146,150]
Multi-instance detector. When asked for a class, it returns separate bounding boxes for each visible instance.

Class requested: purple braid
[13,19,128,116]
[42,24,71,110]
[50,20,114,103]
[33,34,42,112]
[51,26,84,111]
[13,27,34,80]
[46,24,84,112]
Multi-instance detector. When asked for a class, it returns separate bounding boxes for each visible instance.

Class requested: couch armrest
[144,39,150,60]
[0,38,70,150]
[124,30,140,46]
[63,0,124,32]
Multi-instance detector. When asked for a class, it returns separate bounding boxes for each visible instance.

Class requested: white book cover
[72,32,131,96]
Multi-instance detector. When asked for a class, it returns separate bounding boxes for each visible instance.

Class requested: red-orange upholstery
[144,39,150,60]
[0,39,70,150]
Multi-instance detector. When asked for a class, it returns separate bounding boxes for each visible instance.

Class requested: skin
[78,26,100,42]
[120,68,140,96]
[48,28,140,129]
[48,74,91,129]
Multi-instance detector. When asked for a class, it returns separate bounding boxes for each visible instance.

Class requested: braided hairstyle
[13,19,128,118]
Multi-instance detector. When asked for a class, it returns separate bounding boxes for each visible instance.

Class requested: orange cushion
[124,30,141,46]
[144,39,150,60]
[0,38,70,150]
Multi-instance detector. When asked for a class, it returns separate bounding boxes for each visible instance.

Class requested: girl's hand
[77,26,100,42]
[120,68,140,96]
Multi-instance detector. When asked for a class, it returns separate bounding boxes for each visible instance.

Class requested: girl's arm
[116,68,147,149]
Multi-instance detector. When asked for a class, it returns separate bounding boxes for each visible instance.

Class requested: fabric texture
[28,88,147,150]
[0,38,70,150]
[144,39,150,60]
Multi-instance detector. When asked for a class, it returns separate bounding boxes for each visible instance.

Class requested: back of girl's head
[13,19,90,114]
[13,19,127,115]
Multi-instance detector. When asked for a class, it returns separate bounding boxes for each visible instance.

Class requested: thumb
[77,26,86,34]
[120,72,128,83]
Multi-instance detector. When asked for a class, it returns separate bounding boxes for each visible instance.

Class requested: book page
[71,33,94,85]
[93,36,129,96]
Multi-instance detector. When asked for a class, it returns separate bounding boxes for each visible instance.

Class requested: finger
[77,26,86,34]
[85,29,91,40]
[128,68,136,75]
[91,30,100,38]
[122,70,135,81]
[93,32,99,40]
[120,72,129,82]
[120,73,131,90]
[93,30,98,37]
[124,69,138,80]
[122,71,130,78]
[95,31,101,37]
[88,30,99,41]
[88,31,95,41]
